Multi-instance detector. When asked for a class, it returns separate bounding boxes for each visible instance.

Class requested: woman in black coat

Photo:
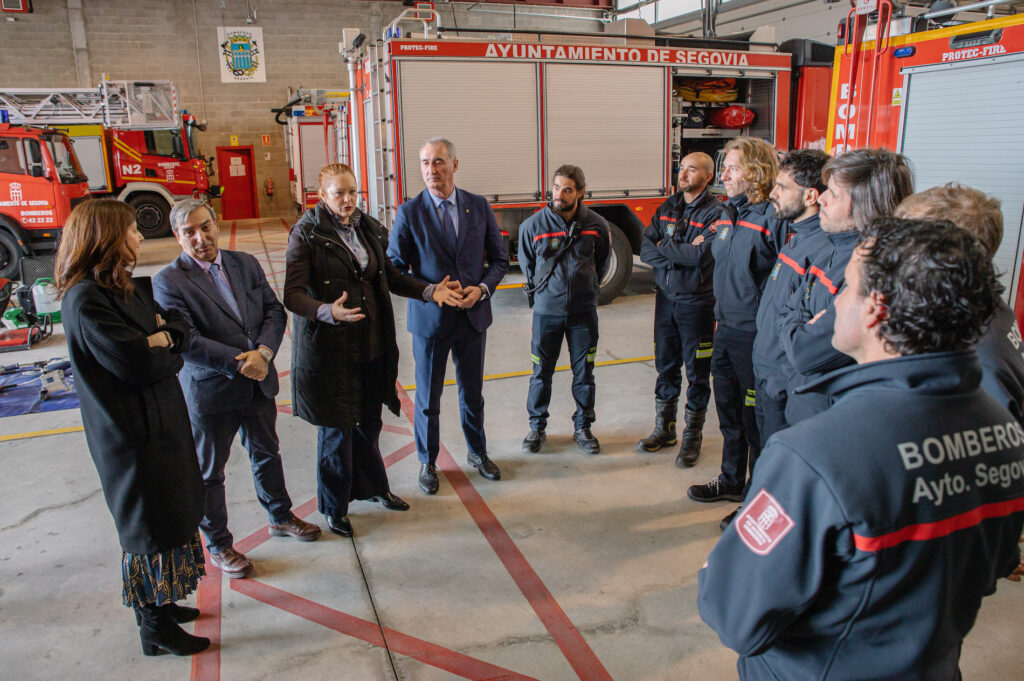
[284,164,460,537]
[57,199,209,657]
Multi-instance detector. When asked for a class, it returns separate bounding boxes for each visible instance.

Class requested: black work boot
[574,426,601,455]
[675,407,707,468]
[135,603,210,656]
[636,398,678,452]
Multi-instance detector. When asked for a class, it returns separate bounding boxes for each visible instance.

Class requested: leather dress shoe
[419,463,439,495]
[371,492,410,511]
[522,428,546,453]
[574,427,601,455]
[269,513,322,541]
[468,451,501,480]
[326,515,353,537]
[209,547,252,579]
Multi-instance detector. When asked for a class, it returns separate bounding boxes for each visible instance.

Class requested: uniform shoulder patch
[736,489,795,555]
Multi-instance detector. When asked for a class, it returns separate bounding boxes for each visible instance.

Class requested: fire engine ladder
[0,80,180,130]
[842,0,894,148]
[366,40,393,228]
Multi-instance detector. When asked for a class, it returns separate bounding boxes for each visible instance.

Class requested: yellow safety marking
[112,137,143,162]
[4,356,659,439]
[121,176,196,185]
[0,425,84,442]
[401,354,655,391]
[496,283,526,290]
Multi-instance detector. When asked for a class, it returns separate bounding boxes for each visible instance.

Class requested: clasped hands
[329,275,476,325]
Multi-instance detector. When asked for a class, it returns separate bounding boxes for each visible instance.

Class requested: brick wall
[0,0,602,219]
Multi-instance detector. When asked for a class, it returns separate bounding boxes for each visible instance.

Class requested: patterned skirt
[121,531,206,608]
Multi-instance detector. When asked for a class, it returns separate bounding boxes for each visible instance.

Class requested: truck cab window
[144,129,184,159]
[42,134,86,184]
[0,138,26,175]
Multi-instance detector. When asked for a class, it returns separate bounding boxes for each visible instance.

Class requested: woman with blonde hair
[284,163,461,537]
[57,198,209,656]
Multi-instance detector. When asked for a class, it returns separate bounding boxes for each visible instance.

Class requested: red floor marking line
[394,384,615,681]
[190,548,222,681]
[278,369,290,379]
[228,221,237,251]
[382,441,417,469]
[381,424,412,436]
[231,579,542,681]
[280,218,290,229]
[276,405,293,415]
[233,497,320,555]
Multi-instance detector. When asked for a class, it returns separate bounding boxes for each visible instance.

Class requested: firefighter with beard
[519,165,611,455]
[637,152,722,468]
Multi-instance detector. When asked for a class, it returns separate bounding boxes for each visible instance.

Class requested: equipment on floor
[0,356,76,417]
[0,277,53,352]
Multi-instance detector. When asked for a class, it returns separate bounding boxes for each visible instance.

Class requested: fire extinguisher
[264,177,275,196]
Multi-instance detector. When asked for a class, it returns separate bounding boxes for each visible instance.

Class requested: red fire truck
[345,10,832,302]
[827,2,1024,319]
[0,122,91,280]
[275,88,351,212]
[0,81,216,238]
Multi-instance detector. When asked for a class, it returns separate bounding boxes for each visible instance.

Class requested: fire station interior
[2,1,1024,680]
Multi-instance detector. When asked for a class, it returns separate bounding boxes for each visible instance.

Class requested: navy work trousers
[653,289,714,412]
[527,309,599,430]
[711,324,761,490]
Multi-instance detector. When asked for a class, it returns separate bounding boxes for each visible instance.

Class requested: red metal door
[216,146,258,219]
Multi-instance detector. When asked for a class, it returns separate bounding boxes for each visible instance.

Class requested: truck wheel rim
[136,205,162,231]
[600,248,618,288]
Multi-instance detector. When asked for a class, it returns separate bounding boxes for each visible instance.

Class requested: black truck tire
[0,229,21,281]
[129,193,172,238]
[598,223,632,306]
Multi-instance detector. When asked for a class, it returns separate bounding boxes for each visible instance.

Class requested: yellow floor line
[400,354,655,391]
[3,357,657,440]
[0,425,84,442]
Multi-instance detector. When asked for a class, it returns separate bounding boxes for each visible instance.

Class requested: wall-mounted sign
[261,134,271,146]
[218,26,266,83]
[229,135,239,146]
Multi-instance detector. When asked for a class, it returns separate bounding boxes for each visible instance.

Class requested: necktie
[439,199,458,252]
[209,262,242,322]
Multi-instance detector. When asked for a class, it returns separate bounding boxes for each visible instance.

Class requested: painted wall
[0,0,603,218]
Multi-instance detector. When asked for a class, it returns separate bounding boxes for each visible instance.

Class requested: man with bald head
[638,152,722,467]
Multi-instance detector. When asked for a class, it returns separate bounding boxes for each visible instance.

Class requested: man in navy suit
[388,138,510,495]
[154,199,321,579]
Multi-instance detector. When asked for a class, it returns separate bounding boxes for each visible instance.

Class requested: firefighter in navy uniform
[750,150,830,447]
[777,148,913,427]
[698,218,1024,681]
[519,165,610,454]
[637,152,722,467]
[687,137,785,504]
[896,183,1024,425]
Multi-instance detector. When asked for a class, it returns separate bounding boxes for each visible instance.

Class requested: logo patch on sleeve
[736,490,795,555]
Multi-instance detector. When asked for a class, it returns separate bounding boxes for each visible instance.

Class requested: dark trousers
[412,313,487,464]
[190,389,293,553]
[527,309,599,430]
[755,377,789,448]
[653,291,714,412]
[317,358,390,517]
[711,324,761,490]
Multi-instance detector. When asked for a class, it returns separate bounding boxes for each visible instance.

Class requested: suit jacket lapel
[454,188,471,255]
[180,253,244,328]
[419,190,456,261]
[220,251,248,327]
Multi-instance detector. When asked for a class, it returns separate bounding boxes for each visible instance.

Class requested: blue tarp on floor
[0,368,78,418]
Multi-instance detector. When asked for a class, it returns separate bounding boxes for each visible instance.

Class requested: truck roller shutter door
[899,53,1024,303]
[397,61,540,201]
[545,64,665,196]
[299,123,331,193]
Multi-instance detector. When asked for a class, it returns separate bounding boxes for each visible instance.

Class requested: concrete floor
[1,217,1022,681]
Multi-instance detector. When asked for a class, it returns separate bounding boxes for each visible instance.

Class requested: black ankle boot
[637,398,678,452]
[135,602,200,625]
[675,407,707,468]
[135,604,210,656]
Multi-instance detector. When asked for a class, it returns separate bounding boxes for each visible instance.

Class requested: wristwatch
[257,346,274,362]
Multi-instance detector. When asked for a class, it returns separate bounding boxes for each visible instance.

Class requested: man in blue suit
[388,138,510,495]
[154,199,321,579]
